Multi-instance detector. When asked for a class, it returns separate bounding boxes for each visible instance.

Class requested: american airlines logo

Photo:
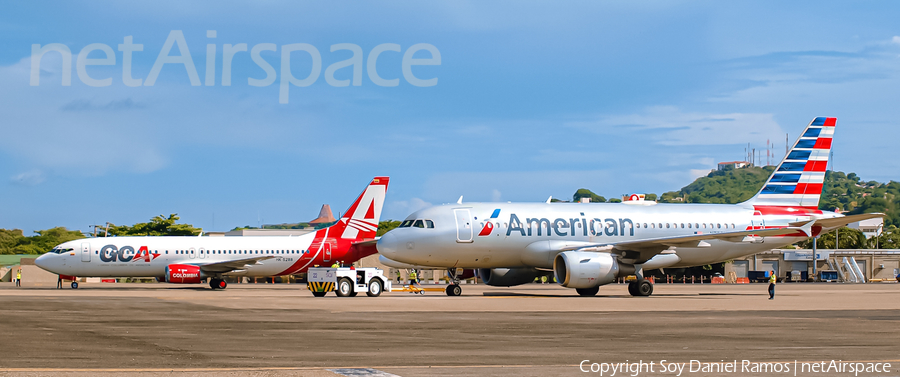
[99,245,161,263]
[479,210,635,238]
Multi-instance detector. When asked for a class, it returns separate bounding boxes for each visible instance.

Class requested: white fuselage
[378,201,834,270]
[36,233,337,278]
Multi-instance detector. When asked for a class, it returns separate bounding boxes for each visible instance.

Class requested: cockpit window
[425,220,434,228]
[50,247,73,254]
[399,220,414,228]
[413,220,425,228]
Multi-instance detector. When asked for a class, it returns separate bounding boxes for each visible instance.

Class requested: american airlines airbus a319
[377,117,883,297]
[35,177,389,289]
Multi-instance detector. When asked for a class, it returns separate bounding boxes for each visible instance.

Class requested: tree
[0,229,25,255]
[573,189,605,203]
[796,227,867,249]
[1,227,86,255]
[107,214,201,236]
[377,220,402,237]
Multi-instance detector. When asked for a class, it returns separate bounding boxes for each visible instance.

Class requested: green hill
[573,167,899,228]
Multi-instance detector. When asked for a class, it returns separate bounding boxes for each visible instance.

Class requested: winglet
[457,196,463,204]
[546,196,552,204]
[798,220,816,237]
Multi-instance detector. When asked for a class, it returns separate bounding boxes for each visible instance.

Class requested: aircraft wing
[789,213,884,230]
[562,226,813,264]
[196,256,276,273]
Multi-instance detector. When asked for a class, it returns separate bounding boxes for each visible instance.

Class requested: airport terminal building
[728,249,900,282]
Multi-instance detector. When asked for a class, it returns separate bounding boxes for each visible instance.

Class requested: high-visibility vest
[769,274,777,284]
[409,271,417,280]
[17,272,21,279]
[331,263,339,268]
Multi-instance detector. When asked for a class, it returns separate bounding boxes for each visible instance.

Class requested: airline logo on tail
[338,177,389,239]
[748,117,835,209]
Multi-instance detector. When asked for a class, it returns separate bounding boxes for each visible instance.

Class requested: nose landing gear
[445,268,462,296]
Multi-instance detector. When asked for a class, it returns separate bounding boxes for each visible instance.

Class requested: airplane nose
[377,232,399,258]
[35,254,48,269]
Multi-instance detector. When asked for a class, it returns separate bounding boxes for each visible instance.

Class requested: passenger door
[81,242,91,262]
[454,208,473,243]
[323,243,332,263]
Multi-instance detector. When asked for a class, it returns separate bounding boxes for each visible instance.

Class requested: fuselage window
[644,223,648,229]
[658,223,662,229]
[680,223,684,228]
[666,223,670,229]
[651,223,655,229]
[695,223,699,229]
[425,220,434,228]
[636,223,640,229]
[717,223,721,229]
[731,224,736,229]
[687,223,692,228]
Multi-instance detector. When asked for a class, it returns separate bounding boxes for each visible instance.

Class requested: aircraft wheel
[312,291,327,297]
[446,284,462,296]
[627,282,638,296]
[636,280,653,297]
[576,286,599,296]
[218,280,228,290]
[209,279,219,289]
[367,279,383,297]
[71,282,79,289]
[336,278,353,297]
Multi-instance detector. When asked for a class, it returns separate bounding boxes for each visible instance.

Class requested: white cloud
[567,107,784,146]
[892,36,900,45]
[10,170,45,186]
[385,197,432,220]
[491,189,502,201]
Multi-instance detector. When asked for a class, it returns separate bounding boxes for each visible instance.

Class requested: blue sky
[2,1,899,234]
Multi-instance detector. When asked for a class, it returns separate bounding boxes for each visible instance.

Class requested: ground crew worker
[541,275,548,284]
[396,270,401,284]
[331,262,339,268]
[768,270,777,299]
[409,269,418,286]
[57,275,63,289]
[16,269,21,287]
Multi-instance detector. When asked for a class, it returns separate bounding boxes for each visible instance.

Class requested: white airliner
[35,177,389,289]
[377,117,883,297]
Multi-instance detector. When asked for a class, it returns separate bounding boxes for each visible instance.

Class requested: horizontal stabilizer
[789,213,885,230]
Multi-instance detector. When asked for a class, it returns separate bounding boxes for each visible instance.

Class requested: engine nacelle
[477,268,540,287]
[554,251,619,289]
[165,264,205,284]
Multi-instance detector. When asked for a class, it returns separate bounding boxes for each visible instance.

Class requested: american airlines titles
[497,213,634,238]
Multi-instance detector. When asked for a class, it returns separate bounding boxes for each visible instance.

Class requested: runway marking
[328,368,400,377]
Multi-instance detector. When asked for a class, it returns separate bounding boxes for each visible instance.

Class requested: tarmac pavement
[0,282,898,377]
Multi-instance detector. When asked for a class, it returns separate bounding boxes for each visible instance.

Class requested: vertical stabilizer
[742,117,835,209]
[327,177,390,240]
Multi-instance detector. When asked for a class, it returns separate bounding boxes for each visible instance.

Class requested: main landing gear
[445,268,462,296]
[627,279,653,297]
[209,278,227,290]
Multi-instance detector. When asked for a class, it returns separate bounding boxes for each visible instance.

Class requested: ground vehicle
[307,267,391,297]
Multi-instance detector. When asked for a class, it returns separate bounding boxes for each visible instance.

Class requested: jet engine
[554,251,619,289]
[477,268,541,287]
[165,264,205,284]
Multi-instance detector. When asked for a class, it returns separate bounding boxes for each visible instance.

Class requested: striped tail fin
[327,177,389,240]
[742,117,835,209]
